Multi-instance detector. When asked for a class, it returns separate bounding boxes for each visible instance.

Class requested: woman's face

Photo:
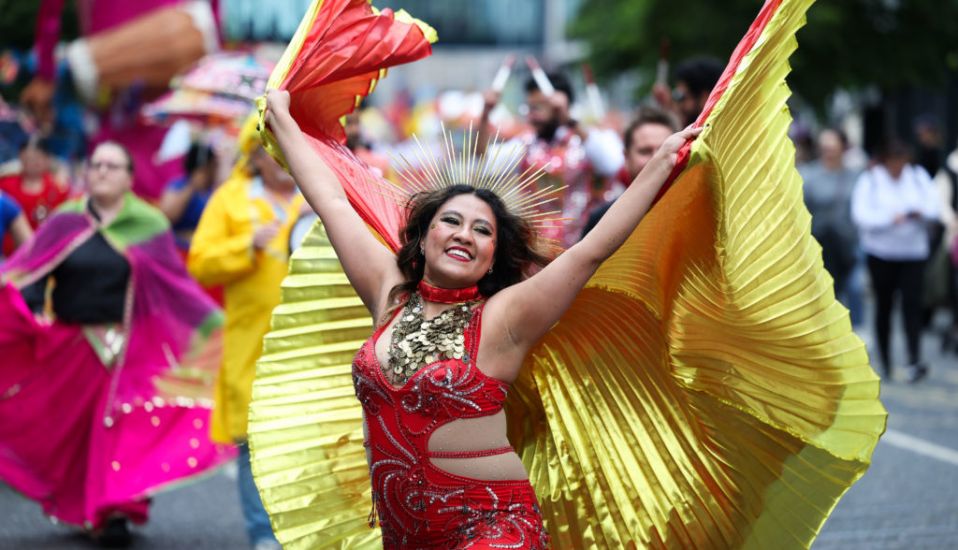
[86,144,132,202]
[422,193,497,289]
[883,155,908,179]
[818,130,845,165]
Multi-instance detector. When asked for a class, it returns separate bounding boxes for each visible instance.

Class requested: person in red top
[0,138,69,254]
[345,111,393,181]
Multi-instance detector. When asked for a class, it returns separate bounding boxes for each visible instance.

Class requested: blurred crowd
[799,121,958,383]
[4,52,956,375]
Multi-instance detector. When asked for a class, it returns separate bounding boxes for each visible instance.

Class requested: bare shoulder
[475,290,527,383]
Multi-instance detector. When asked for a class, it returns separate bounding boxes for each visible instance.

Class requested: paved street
[816,320,958,549]
[0,464,246,549]
[2,323,957,549]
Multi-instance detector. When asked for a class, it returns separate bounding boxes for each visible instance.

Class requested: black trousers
[866,255,926,374]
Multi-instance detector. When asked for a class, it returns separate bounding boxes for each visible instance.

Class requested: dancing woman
[0,141,233,546]
[249,1,886,548]
[264,86,698,547]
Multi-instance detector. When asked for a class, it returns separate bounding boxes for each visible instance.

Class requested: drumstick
[491,54,515,93]
[655,38,670,87]
[524,56,555,96]
[582,63,605,120]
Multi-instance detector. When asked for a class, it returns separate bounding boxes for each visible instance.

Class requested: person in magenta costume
[0,142,235,547]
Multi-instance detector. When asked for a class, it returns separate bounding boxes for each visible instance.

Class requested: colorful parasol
[143,52,274,127]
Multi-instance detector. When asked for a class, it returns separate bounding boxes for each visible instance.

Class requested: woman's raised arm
[264,89,402,318]
[487,126,701,357]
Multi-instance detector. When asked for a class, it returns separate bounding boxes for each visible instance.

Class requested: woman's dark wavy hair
[387,184,551,306]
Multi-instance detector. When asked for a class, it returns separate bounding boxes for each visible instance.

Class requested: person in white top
[851,139,940,382]
[934,140,958,352]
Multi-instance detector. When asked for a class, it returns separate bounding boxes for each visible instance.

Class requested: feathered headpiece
[382,126,565,232]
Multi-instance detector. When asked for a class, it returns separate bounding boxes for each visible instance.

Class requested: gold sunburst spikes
[383,125,566,230]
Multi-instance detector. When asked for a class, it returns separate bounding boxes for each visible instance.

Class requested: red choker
[417,281,481,304]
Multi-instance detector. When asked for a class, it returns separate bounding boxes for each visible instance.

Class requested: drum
[66,2,217,101]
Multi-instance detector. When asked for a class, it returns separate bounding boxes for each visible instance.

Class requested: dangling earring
[419,242,425,255]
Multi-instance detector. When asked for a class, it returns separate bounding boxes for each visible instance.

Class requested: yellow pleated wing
[505,0,886,548]
[249,221,379,548]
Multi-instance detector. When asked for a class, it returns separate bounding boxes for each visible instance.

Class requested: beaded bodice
[384,293,478,386]
[352,299,522,546]
[352,299,508,451]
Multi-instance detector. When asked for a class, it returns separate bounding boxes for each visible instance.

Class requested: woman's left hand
[651,125,704,172]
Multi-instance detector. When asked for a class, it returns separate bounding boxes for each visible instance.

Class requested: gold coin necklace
[386,292,475,386]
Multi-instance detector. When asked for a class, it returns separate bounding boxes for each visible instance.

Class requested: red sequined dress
[352,300,549,549]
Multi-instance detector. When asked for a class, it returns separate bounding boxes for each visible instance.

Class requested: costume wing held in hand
[248,0,886,548]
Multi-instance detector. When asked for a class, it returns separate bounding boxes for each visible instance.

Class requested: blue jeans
[237,442,277,546]
[841,257,865,327]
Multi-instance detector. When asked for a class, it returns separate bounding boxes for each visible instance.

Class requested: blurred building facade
[374,0,586,94]
[223,0,584,94]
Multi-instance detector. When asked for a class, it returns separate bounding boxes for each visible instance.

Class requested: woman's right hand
[264,89,292,128]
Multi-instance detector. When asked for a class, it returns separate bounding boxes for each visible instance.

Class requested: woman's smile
[445,246,474,262]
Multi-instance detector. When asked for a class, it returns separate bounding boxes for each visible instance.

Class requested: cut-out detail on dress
[354,301,548,549]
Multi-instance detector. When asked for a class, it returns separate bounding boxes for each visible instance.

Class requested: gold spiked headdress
[382,126,566,232]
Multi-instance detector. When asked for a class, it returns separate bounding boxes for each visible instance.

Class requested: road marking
[883,429,958,467]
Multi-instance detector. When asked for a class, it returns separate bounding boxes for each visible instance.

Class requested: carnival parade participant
[21,0,218,199]
[187,118,304,550]
[0,137,69,254]
[246,1,885,548]
[159,142,219,253]
[478,69,624,246]
[581,106,679,237]
[0,141,234,547]
[267,77,694,546]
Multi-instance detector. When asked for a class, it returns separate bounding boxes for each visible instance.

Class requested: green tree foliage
[0,0,80,50]
[571,0,958,108]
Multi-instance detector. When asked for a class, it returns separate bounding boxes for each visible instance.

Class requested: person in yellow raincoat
[187,119,304,550]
